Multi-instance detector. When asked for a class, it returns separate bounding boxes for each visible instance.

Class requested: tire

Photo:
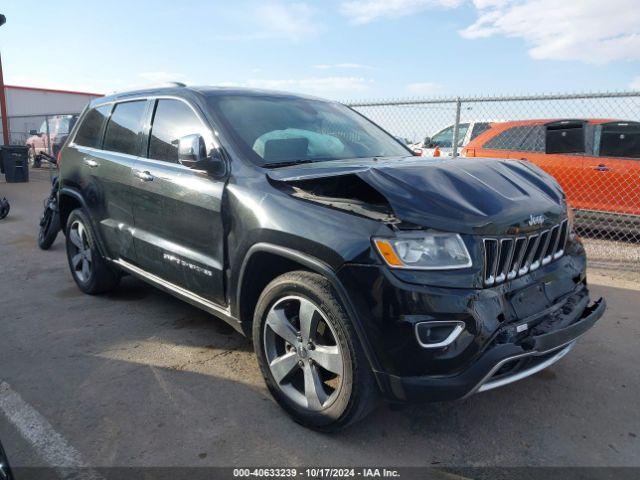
[37,207,60,250]
[65,209,120,294]
[0,198,9,220]
[253,271,378,431]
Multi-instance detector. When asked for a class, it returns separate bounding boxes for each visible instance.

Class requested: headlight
[373,232,472,270]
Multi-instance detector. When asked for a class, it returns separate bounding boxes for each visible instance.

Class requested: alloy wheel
[263,296,344,411]
[68,220,92,283]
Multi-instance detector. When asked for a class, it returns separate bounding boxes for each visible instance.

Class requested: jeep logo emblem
[528,214,546,226]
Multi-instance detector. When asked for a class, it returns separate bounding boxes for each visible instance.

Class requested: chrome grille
[483,220,568,286]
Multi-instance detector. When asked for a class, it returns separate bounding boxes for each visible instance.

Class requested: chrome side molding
[112,258,234,322]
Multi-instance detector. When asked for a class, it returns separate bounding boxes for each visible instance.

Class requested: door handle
[133,170,154,182]
[591,164,610,172]
[83,158,99,168]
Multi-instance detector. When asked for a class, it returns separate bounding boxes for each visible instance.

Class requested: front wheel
[37,206,60,249]
[253,271,377,431]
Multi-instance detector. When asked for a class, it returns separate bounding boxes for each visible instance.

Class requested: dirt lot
[1,170,639,474]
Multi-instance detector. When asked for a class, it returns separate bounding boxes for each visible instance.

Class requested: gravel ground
[582,237,640,283]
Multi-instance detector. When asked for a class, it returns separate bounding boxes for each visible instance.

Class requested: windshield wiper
[262,159,314,168]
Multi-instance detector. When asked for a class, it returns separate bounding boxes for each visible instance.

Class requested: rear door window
[102,101,147,155]
[545,120,586,154]
[519,125,545,152]
[74,105,112,148]
[147,99,207,163]
[483,126,535,150]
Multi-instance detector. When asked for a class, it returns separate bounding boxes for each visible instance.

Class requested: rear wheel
[37,207,60,249]
[0,198,9,220]
[65,209,120,294]
[253,271,377,431]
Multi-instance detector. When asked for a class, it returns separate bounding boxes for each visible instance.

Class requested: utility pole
[0,14,9,146]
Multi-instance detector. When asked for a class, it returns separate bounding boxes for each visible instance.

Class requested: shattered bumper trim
[378,297,605,403]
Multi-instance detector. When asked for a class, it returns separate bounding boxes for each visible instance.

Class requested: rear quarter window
[470,122,491,141]
[483,125,537,151]
[74,105,112,148]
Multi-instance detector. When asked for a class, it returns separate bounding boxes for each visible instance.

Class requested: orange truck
[462,119,640,223]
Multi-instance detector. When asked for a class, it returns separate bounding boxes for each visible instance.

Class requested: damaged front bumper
[394,297,604,402]
[337,248,606,403]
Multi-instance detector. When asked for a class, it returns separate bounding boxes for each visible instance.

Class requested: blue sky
[1,0,639,100]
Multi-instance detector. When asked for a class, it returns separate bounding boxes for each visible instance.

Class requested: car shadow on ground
[78,277,625,456]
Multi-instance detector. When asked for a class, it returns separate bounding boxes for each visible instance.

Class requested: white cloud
[631,77,640,90]
[340,0,463,24]
[214,2,321,41]
[340,0,640,65]
[461,0,640,64]
[255,2,321,40]
[313,63,374,70]
[406,82,442,95]
[220,76,373,96]
[471,0,509,8]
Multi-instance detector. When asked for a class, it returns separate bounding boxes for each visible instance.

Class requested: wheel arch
[58,187,109,257]
[58,187,83,229]
[236,243,382,373]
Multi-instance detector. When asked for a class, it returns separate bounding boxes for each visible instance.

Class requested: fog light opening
[415,321,465,349]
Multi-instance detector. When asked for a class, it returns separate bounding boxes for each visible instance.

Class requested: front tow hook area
[530,297,606,353]
[470,297,606,397]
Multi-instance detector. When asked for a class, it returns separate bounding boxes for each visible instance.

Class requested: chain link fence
[2,112,80,166]
[3,96,638,277]
[347,92,640,278]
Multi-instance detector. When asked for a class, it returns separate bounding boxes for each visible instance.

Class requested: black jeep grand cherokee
[58,85,605,430]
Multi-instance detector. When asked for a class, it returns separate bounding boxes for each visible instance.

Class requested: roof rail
[109,82,186,95]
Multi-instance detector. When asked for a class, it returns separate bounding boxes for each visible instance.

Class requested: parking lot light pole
[0,14,9,146]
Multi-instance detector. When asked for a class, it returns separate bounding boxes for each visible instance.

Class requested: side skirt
[112,258,242,333]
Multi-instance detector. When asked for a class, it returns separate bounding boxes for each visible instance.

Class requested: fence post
[45,115,51,155]
[451,97,462,158]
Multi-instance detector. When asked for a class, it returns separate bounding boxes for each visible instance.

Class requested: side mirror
[29,129,38,136]
[178,134,206,166]
[178,134,227,176]
[424,136,435,148]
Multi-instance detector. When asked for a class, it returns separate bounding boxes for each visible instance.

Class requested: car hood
[267,156,566,235]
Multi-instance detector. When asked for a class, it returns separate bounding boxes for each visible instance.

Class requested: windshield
[429,124,469,148]
[53,117,71,134]
[42,116,75,135]
[207,95,410,166]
